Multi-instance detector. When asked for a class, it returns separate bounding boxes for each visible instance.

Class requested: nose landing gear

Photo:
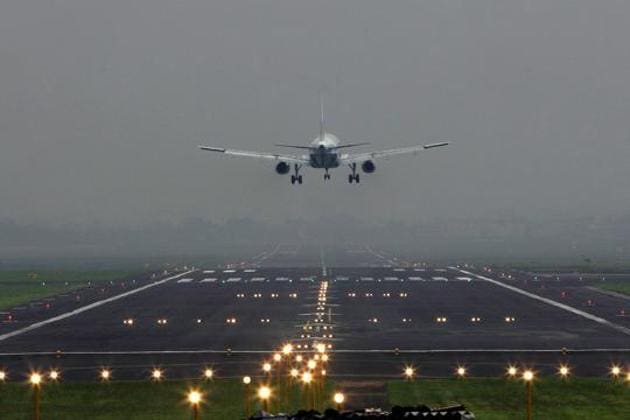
[324,169,331,181]
[348,163,360,183]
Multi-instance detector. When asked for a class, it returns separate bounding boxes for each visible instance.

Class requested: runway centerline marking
[0,270,195,343]
[452,267,630,337]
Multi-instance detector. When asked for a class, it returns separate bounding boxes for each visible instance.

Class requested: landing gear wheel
[355,174,360,183]
[291,175,296,184]
[298,175,303,184]
[348,174,353,184]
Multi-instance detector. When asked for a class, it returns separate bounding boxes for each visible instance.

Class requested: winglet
[423,142,450,149]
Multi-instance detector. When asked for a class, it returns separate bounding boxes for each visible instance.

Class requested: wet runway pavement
[1,245,628,381]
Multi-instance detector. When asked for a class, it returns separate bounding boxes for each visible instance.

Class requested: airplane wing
[198,146,308,164]
[339,141,449,163]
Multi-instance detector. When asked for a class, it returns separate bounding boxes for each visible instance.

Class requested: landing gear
[291,164,303,185]
[324,169,331,181]
[348,163,360,183]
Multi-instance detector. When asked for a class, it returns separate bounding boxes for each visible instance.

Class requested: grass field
[0,271,134,310]
[595,279,630,296]
[0,378,331,420]
[388,378,630,420]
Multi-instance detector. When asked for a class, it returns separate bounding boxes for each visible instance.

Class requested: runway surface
[1,245,629,381]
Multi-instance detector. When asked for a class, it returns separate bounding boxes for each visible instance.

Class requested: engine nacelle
[275,161,290,175]
[361,160,375,173]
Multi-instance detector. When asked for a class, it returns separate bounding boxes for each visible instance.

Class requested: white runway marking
[453,268,630,337]
[250,277,266,282]
[455,277,472,282]
[202,270,215,274]
[0,270,195,343]
[226,277,242,283]
[408,277,424,281]
[432,277,448,281]
[176,278,194,284]
[200,278,217,283]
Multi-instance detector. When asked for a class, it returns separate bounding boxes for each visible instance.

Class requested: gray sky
[1,1,630,227]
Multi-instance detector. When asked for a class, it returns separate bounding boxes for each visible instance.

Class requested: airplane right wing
[340,141,449,163]
[198,146,309,164]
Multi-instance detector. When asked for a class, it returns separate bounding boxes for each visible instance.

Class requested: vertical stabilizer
[320,94,325,140]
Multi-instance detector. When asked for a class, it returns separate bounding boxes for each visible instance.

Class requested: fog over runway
[0,246,628,380]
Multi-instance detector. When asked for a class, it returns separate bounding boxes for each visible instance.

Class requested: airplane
[198,101,449,184]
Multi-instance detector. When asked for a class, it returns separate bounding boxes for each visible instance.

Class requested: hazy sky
[1,1,630,226]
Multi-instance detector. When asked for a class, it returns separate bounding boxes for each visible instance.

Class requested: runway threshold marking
[0,270,195,343]
[453,268,630,337]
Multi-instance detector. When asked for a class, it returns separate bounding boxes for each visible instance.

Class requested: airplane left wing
[198,146,308,164]
[339,141,449,163]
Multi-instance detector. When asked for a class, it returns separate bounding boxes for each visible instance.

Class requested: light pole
[522,370,535,420]
[333,392,345,411]
[29,372,43,420]
[243,376,252,417]
[187,389,203,420]
[257,385,272,412]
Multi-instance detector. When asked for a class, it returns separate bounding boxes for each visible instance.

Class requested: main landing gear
[348,163,360,183]
[324,169,331,181]
[291,164,303,184]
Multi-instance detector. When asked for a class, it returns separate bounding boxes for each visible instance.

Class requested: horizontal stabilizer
[274,144,313,150]
[332,142,371,149]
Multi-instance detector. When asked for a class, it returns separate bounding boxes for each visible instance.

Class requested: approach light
[301,371,312,384]
[507,366,518,377]
[188,389,202,405]
[290,368,299,378]
[295,355,303,363]
[456,366,467,377]
[307,360,317,370]
[203,368,214,379]
[404,366,415,379]
[29,372,42,386]
[100,369,111,381]
[262,363,272,373]
[522,370,534,382]
[333,392,345,405]
[282,344,293,355]
[558,365,570,378]
[257,386,272,400]
[151,368,163,381]
[0,370,6,381]
[610,365,622,377]
[49,369,60,381]
[273,353,282,362]
[243,376,251,385]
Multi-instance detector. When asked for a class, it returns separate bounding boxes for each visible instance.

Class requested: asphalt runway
[1,246,628,381]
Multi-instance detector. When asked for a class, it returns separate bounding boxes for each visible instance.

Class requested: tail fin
[319,94,325,140]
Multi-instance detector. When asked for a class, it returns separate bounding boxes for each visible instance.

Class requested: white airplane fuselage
[308,133,341,169]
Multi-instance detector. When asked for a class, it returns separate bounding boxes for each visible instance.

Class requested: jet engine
[361,160,375,173]
[275,162,290,175]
